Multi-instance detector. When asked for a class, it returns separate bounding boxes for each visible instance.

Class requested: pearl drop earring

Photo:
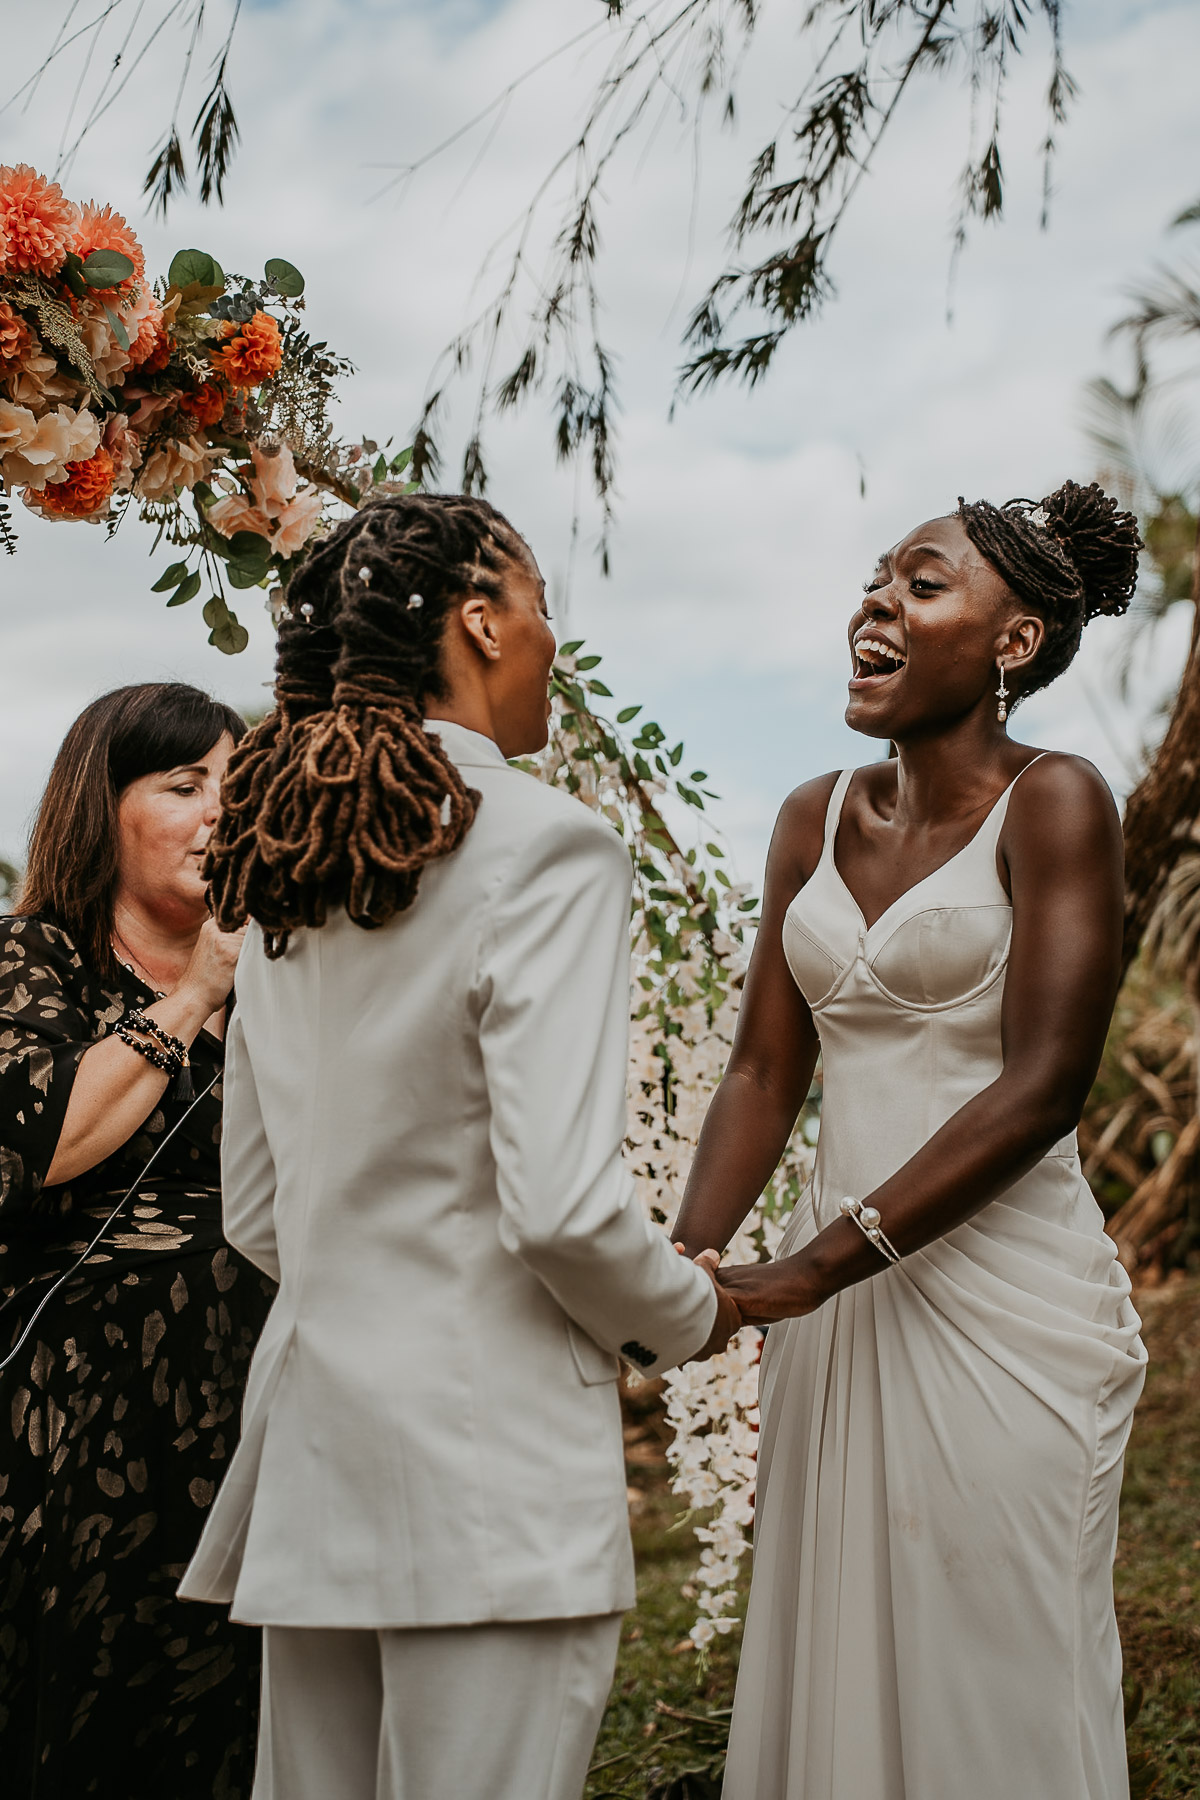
[996,660,1009,724]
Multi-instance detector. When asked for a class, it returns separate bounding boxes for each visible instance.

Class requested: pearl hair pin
[359,565,372,584]
[407,593,424,611]
[839,1195,901,1266]
[300,602,314,625]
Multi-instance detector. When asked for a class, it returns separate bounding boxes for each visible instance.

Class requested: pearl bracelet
[839,1196,901,1267]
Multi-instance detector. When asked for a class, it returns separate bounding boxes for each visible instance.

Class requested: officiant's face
[115,732,235,931]
[845,514,1026,740]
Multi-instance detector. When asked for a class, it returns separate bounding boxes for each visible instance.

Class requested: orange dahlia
[212,311,283,388]
[126,294,167,370]
[0,164,77,278]
[179,380,227,428]
[70,202,145,292]
[38,444,116,518]
[0,299,33,370]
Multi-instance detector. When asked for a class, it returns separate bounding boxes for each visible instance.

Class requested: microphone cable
[0,1070,222,1379]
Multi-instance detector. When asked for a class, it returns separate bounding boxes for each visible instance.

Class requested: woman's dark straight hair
[16,683,245,978]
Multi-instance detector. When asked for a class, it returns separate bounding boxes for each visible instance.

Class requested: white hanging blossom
[528,644,815,1647]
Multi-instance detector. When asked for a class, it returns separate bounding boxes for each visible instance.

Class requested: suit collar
[422,717,508,770]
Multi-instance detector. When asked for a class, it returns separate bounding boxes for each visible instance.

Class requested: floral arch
[0,164,816,1645]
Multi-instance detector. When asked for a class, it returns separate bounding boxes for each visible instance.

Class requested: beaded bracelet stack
[116,1009,194,1102]
[839,1195,902,1267]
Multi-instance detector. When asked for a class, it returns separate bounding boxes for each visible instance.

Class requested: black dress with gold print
[0,915,275,1799]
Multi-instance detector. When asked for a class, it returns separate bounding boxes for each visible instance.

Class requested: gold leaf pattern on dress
[0,915,274,1796]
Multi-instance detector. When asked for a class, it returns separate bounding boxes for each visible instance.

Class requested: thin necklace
[112,930,168,999]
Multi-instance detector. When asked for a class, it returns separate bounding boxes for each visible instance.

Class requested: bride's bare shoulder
[767,770,844,899]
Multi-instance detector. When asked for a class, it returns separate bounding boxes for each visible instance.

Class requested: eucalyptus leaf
[167,572,202,608]
[390,446,414,475]
[151,560,190,593]
[227,560,269,589]
[617,705,642,723]
[227,530,272,562]
[576,654,602,670]
[210,613,250,655]
[102,304,130,352]
[560,640,585,656]
[61,253,88,300]
[202,595,228,630]
[264,257,305,298]
[168,248,225,291]
[373,454,387,484]
[81,248,136,288]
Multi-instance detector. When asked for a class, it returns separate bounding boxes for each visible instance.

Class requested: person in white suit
[178,492,739,1800]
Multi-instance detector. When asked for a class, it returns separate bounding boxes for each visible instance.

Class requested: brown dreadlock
[206,492,530,955]
[957,479,1143,703]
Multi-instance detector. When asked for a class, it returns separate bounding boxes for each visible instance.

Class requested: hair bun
[1037,479,1142,622]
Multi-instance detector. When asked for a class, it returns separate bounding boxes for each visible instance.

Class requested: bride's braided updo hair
[956,479,1142,701]
[206,492,530,955]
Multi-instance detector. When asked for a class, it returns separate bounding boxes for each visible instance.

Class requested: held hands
[677,1244,743,1363]
[676,1242,824,1337]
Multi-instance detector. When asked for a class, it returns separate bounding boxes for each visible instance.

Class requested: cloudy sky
[2,0,1197,888]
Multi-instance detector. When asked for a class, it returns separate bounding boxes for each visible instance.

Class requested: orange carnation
[37,444,116,519]
[0,300,33,371]
[0,164,77,278]
[125,292,164,369]
[70,202,145,292]
[213,310,282,388]
[179,380,227,428]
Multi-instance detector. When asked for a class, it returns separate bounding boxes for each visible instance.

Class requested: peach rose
[3,343,77,409]
[249,441,299,514]
[0,400,101,489]
[103,412,142,492]
[269,485,324,559]
[135,433,213,501]
[207,490,273,540]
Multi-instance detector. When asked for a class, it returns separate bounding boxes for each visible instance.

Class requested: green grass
[591,1279,1200,1799]
[1118,1279,1200,1796]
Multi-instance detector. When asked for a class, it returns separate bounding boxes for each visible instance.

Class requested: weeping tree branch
[405,0,1074,549]
[15,2,1077,550]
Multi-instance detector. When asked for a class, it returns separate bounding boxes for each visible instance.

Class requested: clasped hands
[677,1242,819,1363]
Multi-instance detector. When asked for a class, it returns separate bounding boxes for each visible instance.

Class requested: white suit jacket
[179,720,716,1627]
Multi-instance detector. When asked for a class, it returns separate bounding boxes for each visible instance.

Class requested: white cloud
[1,0,1196,888]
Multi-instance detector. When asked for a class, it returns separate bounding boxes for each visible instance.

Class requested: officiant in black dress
[0,683,274,1800]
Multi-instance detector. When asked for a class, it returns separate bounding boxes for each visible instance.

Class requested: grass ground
[588,1277,1200,1800]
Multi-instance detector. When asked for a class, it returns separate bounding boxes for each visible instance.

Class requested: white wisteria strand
[529,646,814,1648]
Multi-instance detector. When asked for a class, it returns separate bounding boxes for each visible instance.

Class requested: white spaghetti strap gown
[722,761,1147,1800]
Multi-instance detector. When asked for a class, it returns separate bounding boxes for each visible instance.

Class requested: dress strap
[967,752,1051,859]
[819,769,857,864]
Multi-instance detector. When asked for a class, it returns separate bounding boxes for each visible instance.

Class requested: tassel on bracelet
[115,1016,194,1103]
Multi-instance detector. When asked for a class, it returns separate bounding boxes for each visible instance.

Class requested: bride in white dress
[676,481,1149,1800]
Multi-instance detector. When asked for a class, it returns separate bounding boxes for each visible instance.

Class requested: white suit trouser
[251,1614,623,1800]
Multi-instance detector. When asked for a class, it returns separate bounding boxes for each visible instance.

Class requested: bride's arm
[717,754,1125,1326]
[670,776,833,1260]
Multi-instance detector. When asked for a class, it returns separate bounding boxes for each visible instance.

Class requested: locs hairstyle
[205,492,530,956]
[956,479,1143,702]
[16,683,246,977]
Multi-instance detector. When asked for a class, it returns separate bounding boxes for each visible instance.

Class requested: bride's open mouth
[850,635,907,686]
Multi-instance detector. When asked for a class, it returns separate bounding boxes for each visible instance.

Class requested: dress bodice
[783,758,1080,1223]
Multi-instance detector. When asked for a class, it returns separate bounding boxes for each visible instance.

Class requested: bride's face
[844,514,1041,742]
